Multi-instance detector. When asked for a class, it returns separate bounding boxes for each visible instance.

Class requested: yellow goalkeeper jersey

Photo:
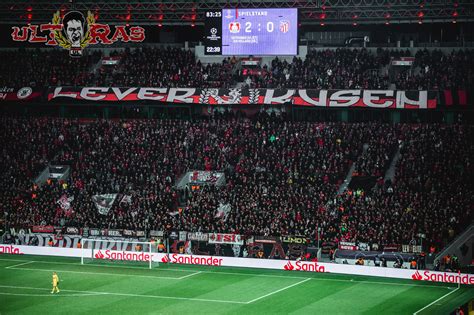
[53,274,59,286]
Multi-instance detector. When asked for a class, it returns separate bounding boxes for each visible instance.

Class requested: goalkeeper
[51,272,60,294]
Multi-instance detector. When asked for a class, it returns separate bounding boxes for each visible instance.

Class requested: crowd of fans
[0,47,472,91]
[0,49,101,88]
[324,123,473,250]
[1,113,472,252]
[394,49,474,90]
[102,47,235,88]
[248,49,389,89]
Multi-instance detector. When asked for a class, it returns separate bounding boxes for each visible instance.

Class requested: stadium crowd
[394,49,474,90]
[249,48,389,89]
[1,113,472,252]
[101,47,235,88]
[0,49,101,88]
[0,47,472,91]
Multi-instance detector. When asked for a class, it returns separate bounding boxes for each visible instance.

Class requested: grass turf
[0,254,471,315]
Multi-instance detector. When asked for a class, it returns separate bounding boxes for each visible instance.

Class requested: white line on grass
[8,266,184,280]
[245,278,311,304]
[0,292,106,297]
[177,271,202,280]
[0,258,191,272]
[0,285,247,304]
[412,286,460,315]
[0,258,456,290]
[5,261,34,269]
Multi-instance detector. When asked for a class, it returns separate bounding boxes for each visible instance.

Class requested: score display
[204,8,298,56]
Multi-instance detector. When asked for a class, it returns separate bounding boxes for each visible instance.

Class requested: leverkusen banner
[47,87,438,109]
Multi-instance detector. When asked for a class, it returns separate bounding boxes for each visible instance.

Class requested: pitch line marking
[0,285,247,304]
[178,271,202,280]
[412,286,460,315]
[0,292,106,297]
[0,258,192,273]
[245,278,311,304]
[0,258,457,289]
[7,266,185,280]
[5,261,34,269]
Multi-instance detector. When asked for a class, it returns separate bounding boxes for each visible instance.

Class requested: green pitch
[0,254,471,315]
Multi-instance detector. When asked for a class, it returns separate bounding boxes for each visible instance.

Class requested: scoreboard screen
[204,8,298,56]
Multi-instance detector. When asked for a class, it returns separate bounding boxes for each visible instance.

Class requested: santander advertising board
[284,260,326,273]
[412,270,474,285]
[0,245,23,254]
[94,250,151,262]
[162,254,223,266]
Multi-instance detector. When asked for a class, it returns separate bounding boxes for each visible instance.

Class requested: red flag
[444,90,453,106]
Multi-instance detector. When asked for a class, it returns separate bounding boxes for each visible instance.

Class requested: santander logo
[283,260,326,273]
[0,245,23,255]
[284,261,295,271]
[93,250,151,262]
[159,254,223,266]
[412,270,422,281]
[94,250,105,259]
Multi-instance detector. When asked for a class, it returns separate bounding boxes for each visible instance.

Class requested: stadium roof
[1,0,473,25]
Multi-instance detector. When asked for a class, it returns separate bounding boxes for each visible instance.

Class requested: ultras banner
[47,87,438,109]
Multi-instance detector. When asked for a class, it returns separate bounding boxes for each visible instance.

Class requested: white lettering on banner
[338,241,358,250]
[329,90,360,107]
[111,87,137,101]
[187,232,208,242]
[297,90,327,107]
[80,87,108,101]
[3,245,473,285]
[263,89,295,104]
[396,90,427,109]
[52,87,77,99]
[363,90,394,108]
[47,88,435,109]
[137,88,167,101]
[166,88,195,103]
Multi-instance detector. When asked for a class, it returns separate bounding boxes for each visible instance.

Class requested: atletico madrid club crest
[279,20,290,33]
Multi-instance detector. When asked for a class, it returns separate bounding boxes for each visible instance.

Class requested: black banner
[149,230,164,237]
[88,228,123,237]
[167,237,307,260]
[123,229,146,237]
[64,227,80,235]
[281,235,311,244]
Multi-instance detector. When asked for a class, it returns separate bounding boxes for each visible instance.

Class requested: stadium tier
[0,47,473,90]
[1,115,472,251]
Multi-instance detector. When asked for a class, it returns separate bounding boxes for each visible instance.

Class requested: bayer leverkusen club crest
[11,10,145,57]
[228,22,241,33]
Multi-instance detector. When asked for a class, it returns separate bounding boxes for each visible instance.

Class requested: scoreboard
[204,8,298,56]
